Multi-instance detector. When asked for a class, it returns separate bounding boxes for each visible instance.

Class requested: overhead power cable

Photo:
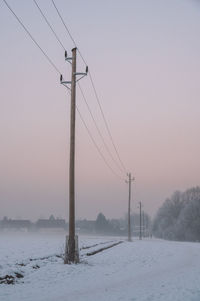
[88,73,127,173]
[66,89,124,180]
[33,0,125,175]
[63,87,124,180]
[76,107,124,181]
[2,0,62,75]
[51,0,77,48]
[77,83,125,174]
[51,0,127,174]
[33,0,66,51]
[2,0,125,180]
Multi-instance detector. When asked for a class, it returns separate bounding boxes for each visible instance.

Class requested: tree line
[153,186,200,242]
[92,212,151,237]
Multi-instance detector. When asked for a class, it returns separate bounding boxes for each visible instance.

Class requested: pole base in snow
[64,235,79,264]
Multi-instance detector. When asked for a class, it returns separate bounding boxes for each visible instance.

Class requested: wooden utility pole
[142,210,145,238]
[61,47,79,264]
[67,47,77,263]
[61,48,88,264]
[126,173,134,242]
[139,201,142,240]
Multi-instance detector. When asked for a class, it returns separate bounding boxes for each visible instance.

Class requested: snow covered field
[0,232,200,301]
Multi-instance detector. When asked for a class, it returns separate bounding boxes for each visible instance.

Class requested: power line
[51,0,127,174]
[64,87,124,180]
[51,0,77,47]
[88,73,127,173]
[4,0,125,180]
[76,107,124,181]
[4,0,127,180]
[33,0,66,51]
[32,0,125,175]
[2,0,125,181]
[78,83,125,174]
[2,0,62,75]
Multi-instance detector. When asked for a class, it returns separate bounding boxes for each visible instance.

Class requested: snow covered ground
[0,232,200,301]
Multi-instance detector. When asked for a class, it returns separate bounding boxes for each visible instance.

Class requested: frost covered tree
[153,191,183,239]
[175,187,200,241]
[153,187,200,241]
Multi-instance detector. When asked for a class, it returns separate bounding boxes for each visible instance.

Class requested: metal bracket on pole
[76,75,87,83]
[60,52,88,87]
[65,50,72,63]
[74,72,87,76]
[75,65,88,82]
[62,84,71,91]
[61,81,72,85]
[60,75,72,90]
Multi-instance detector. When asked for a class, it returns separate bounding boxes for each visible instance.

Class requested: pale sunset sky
[0,0,200,221]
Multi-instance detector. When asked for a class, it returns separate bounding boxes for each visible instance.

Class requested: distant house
[36,215,66,231]
[76,219,95,233]
[1,217,32,231]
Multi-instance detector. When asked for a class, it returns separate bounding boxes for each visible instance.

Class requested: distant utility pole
[142,210,145,238]
[126,173,135,242]
[139,201,142,240]
[60,48,88,263]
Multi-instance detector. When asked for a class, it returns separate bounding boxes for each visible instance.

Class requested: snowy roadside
[1,233,200,301]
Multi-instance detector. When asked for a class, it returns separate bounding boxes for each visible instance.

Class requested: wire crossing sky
[32,0,127,177]
[51,0,128,174]
[2,0,62,75]
[33,0,66,51]
[2,0,127,180]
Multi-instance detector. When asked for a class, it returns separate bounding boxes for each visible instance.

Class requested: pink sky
[0,0,200,220]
